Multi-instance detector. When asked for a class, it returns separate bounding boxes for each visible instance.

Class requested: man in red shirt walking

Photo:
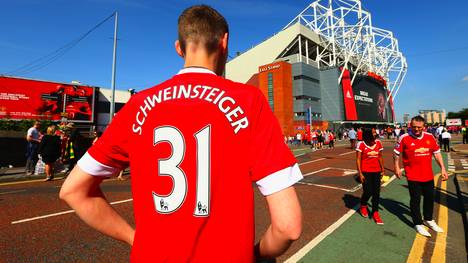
[394,116,448,237]
[60,5,303,262]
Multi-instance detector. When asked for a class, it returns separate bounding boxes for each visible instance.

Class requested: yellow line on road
[406,230,427,263]
[0,176,66,186]
[431,177,448,263]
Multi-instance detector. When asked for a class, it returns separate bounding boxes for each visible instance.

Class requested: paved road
[0,140,466,262]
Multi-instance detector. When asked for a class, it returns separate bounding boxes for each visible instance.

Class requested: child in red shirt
[356,128,385,224]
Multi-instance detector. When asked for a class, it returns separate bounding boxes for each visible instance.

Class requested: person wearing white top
[25,121,41,175]
[441,129,451,152]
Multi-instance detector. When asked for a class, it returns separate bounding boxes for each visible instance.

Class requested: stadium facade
[226,0,407,135]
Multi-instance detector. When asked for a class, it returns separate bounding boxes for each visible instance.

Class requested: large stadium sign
[341,69,394,123]
[0,76,96,122]
[352,76,393,122]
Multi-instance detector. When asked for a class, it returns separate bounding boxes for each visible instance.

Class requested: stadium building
[419,110,446,125]
[226,0,407,136]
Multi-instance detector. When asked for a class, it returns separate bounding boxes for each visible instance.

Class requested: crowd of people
[25,121,95,181]
[286,129,336,150]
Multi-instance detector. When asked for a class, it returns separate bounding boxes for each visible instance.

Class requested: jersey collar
[409,130,424,140]
[177,67,216,75]
[363,141,376,149]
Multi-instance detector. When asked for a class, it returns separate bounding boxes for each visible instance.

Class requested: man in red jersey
[60,5,302,262]
[394,116,448,237]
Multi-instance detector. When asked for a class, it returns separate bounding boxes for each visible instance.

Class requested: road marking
[297,181,361,192]
[0,176,66,186]
[284,204,360,263]
[287,173,397,262]
[338,151,355,156]
[431,177,448,263]
[299,158,326,166]
[406,233,428,263]
[302,167,330,176]
[0,189,27,195]
[382,174,397,187]
[11,198,133,224]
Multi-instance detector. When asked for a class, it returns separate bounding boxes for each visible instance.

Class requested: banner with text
[0,77,95,122]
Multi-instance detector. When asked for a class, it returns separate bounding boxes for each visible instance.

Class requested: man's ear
[175,40,184,58]
[220,33,228,53]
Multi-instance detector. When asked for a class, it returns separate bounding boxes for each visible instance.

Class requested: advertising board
[345,76,393,122]
[446,118,462,126]
[0,76,95,122]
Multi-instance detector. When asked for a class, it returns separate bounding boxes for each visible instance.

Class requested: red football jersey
[394,132,440,182]
[78,68,302,262]
[356,140,383,172]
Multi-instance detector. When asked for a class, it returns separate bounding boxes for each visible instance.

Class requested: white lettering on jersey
[132,85,249,135]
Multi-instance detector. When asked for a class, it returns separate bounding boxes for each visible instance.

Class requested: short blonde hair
[46,125,56,135]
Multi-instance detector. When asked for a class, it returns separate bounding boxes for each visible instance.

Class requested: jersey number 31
[152,125,211,217]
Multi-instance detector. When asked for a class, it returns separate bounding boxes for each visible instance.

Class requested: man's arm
[255,186,302,260]
[433,152,448,181]
[59,166,135,245]
[393,154,402,179]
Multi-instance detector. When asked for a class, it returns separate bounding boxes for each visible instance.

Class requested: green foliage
[447,108,468,121]
[0,119,55,133]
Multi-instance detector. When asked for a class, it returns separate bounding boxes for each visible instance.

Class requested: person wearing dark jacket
[38,125,61,181]
[66,126,86,172]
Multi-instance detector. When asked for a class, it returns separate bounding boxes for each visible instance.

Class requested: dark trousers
[442,138,450,152]
[25,143,38,173]
[350,139,356,149]
[408,180,434,225]
[463,134,467,144]
[360,172,381,213]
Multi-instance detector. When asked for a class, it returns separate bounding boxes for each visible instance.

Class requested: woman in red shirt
[356,128,385,224]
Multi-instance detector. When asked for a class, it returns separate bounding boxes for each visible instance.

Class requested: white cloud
[463,76,468,81]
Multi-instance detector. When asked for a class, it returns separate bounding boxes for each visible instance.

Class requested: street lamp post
[109,11,118,122]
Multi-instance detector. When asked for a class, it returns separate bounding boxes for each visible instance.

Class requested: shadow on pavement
[380,198,413,228]
[342,194,360,210]
[342,192,415,228]
[434,180,463,215]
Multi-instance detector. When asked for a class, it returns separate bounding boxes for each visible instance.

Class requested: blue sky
[1,0,467,122]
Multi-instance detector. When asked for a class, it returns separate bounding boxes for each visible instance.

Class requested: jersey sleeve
[377,140,384,151]
[77,99,134,177]
[430,134,441,154]
[394,136,404,155]
[249,89,302,196]
[356,141,363,152]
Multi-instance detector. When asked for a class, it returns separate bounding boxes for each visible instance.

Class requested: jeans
[25,142,38,173]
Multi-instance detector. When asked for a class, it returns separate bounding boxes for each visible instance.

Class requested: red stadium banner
[387,90,395,122]
[340,68,358,120]
[0,76,95,122]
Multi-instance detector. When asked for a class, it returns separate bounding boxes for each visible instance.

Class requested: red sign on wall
[340,68,358,120]
[0,76,95,122]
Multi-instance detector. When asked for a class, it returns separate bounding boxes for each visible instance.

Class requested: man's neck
[183,49,220,75]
